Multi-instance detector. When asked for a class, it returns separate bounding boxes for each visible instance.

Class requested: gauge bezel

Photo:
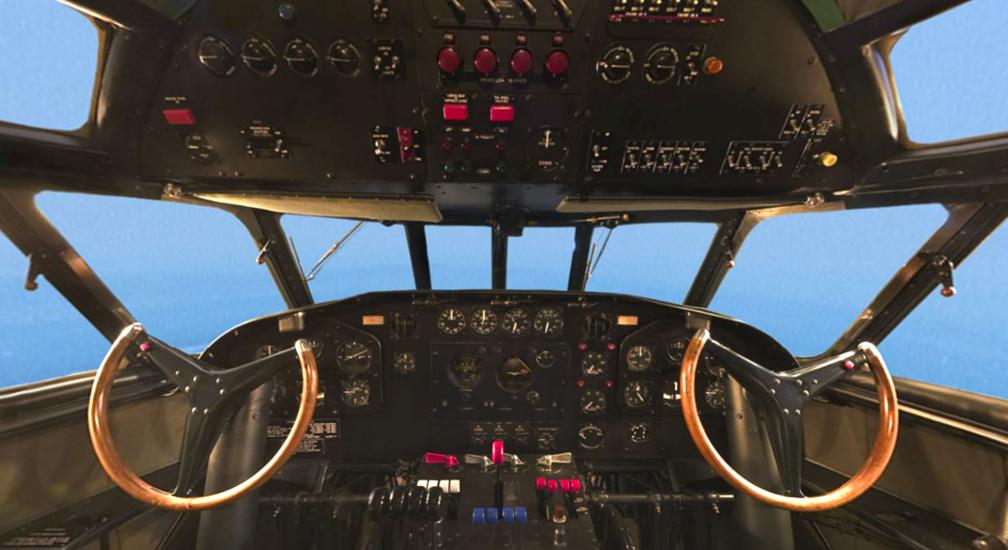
[533,307,565,336]
[626,344,653,371]
[336,339,374,375]
[437,308,467,335]
[501,308,531,336]
[469,307,499,335]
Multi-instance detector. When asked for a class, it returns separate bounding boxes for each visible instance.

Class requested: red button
[162,108,196,126]
[437,47,461,74]
[510,48,533,75]
[489,104,515,123]
[545,50,569,77]
[473,47,498,75]
[442,103,468,121]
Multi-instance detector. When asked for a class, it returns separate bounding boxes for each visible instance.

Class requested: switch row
[416,479,461,494]
[438,47,569,77]
[535,477,583,493]
[442,103,515,123]
[472,506,529,524]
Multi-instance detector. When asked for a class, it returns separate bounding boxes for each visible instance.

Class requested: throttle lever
[424,452,460,469]
[537,452,573,472]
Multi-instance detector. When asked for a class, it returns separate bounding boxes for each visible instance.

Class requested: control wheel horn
[87,323,318,511]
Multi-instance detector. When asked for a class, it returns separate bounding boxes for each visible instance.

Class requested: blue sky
[0,1,1005,396]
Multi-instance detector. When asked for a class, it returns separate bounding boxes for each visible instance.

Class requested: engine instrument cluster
[202,291,797,462]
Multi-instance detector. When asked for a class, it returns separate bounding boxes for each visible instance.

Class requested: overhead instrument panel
[139,0,852,212]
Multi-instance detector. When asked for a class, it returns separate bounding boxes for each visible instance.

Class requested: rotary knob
[510,48,533,75]
[545,50,569,78]
[597,45,634,84]
[643,45,678,84]
[473,47,498,75]
[437,46,462,75]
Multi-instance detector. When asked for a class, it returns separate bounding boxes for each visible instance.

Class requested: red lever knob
[491,440,505,465]
[510,48,533,75]
[545,50,569,77]
[424,452,460,468]
[474,47,498,75]
[437,47,462,75]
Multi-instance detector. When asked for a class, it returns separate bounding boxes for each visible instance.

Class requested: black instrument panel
[140,0,852,214]
[202,291,797,462]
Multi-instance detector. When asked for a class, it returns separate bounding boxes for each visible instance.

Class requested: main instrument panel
[202,291,797,461]
[143,0,850,211]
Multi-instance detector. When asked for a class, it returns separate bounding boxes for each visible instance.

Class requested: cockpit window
[427,226,492,288]
[708,205,948,357]
[36,192,285,354]
[881,224,1008,398]
[508,227,575,290]
[0,3,98,130]
[0,237,108,387]
[892,0,1008,143]
[584,223,716,303]
[281,216,414,298]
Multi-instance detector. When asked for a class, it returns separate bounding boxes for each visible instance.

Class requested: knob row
[438,47,569,77]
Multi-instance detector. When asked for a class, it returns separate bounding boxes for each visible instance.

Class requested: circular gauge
[241,37,278,76]
[284,37,319,77]
[705,378,726,410]
[535,349,556,369]
[596,44,635,84]
[533,307,564,336]
[197,35,236,77]
[497,356,534,393]
[577,423,605,449]
[626,345,653,371]
[470,307,499,335]
[393,352,416,374]
[581,351,607,376]
[526,127,570,172]
[666,336,689,365]
[501,308,530,336]
[630,422,650,443]
[437,308,466,335]
[328,39,361,76]
[661,379,681,407]
[341,379,370,407]
[336,340,373,375]
[580,389,607,415]
[449,353,481,389]
[643,44,679,84]
[624,380,653,408]
[255,344,280,359]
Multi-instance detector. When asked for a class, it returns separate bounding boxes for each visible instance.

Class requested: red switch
[162,108,196,126]
[545,50,569,78]
[510,48,533,75]
[442,103,469,122]
[473,47,498,75]
[437,46,462,75]
[489,104,515,123]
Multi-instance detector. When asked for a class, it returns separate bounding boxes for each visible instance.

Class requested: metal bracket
[255,239,273,265]
[23,252,43,291]
[931,254,956,298]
